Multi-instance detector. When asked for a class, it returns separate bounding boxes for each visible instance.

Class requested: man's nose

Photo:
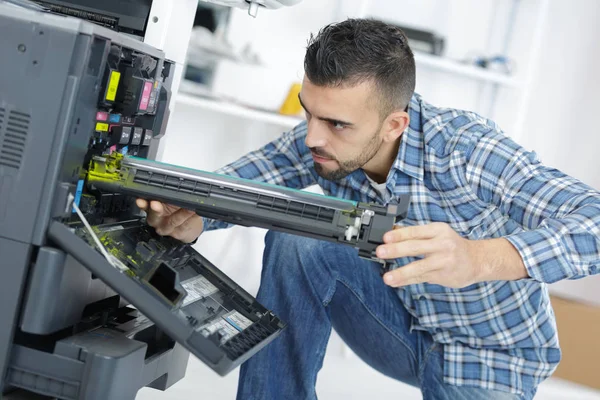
[305,121,328,149]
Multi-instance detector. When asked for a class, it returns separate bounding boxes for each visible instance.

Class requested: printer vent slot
[33,1,118,30]
[256,197,335,223]
[0,109,29,170]
[222,323,276,360]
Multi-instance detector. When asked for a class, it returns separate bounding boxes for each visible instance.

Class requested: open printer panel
[12,219,285,399]
[47,220,285,375]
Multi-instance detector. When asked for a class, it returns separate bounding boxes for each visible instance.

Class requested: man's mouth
[311,152,334,164]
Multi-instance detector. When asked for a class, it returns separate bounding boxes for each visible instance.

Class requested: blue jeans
[237,231,537,400]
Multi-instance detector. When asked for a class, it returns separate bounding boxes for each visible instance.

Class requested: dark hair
[304,18,416,116]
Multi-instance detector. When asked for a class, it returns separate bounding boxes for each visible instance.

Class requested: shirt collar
[390,94,425,182]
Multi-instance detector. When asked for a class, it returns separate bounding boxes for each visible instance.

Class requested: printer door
[47,220,285,376]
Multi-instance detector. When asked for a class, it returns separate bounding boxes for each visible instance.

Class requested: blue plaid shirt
[206,93,600,395]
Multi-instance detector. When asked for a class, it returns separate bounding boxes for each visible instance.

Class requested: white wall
[518,0,600,188]
[226,1,337,73]
[208,0,378,112]
[226,0,374,69]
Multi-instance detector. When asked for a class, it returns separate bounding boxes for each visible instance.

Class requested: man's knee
[262,231,335,278]
[264,230,324,260]
[262,230,340,303]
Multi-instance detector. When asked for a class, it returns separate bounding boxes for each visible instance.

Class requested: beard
[312,128,383,181]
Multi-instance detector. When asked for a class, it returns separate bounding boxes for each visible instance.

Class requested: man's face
[299,78,386,181]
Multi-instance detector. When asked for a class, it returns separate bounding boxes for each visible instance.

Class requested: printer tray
[48,220,285,376]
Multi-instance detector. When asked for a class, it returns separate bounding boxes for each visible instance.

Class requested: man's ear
[382,111,410,143]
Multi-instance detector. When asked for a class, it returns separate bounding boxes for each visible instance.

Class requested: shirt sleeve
[201,122,317,232]
[464,128,600,283]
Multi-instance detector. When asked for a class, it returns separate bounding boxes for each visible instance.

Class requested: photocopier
[0,1,409,398]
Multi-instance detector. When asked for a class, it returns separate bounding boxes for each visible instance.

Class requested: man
[137,19,600,400]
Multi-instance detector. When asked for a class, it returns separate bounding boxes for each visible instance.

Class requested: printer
[0,1,407,399]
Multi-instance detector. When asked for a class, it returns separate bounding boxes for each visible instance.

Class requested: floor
[136,331,600,400]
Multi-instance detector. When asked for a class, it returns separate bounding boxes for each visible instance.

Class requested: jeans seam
[322,279,337,307]
[418,339,439,387]
[332,277,419,365]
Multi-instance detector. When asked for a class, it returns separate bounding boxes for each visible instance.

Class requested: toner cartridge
[86,153,410,271]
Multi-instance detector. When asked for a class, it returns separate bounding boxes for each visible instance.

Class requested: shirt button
[590,265,598,274]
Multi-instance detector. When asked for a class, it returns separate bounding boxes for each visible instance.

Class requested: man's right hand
[136,199,204,244]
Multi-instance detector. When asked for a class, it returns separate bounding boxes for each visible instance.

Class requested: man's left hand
[376,222,529,288]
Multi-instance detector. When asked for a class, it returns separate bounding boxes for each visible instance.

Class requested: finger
[156,208,195,236]
[383,257,442,287]
[162,203,181,215]
[376,239,442,259]
[387,273,434,288]
[146,201,168,228]
[170,215,204,243]
[145,201,168,227]
[136,198,148,210]
[383,222,448,244]
[150,201,165,215]
[156,208,194,236]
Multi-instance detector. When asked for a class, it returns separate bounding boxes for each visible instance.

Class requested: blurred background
[142,0,600,398]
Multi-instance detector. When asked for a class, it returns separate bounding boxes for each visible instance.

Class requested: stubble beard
[313,130,383,181]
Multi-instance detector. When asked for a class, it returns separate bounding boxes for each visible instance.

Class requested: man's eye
[332,122,346,130]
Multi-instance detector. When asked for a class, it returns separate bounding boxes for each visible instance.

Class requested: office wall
[518,0,600,190]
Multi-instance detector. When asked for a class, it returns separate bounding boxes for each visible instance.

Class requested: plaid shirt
[206,93,600,395]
